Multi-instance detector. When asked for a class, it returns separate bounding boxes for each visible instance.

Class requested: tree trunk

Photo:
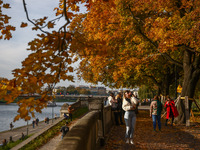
[175,50,200,124]
[160,67,171,96]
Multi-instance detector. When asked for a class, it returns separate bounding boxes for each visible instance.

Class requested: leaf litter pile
[104,110,200,150]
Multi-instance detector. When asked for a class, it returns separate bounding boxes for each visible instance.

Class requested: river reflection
[0,102,74,132]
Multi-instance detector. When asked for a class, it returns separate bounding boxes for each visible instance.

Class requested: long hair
[123,90,130,99]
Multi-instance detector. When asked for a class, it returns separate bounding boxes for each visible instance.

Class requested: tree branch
[161,53,183,68]
[22,0,49,34]
[127,6,158,48]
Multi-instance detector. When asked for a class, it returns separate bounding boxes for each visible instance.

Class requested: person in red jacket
[164,96,179,126]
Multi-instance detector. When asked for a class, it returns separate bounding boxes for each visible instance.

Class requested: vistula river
[0,102,74,132]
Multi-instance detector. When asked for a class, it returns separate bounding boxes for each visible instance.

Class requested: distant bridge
[18,95,107,100]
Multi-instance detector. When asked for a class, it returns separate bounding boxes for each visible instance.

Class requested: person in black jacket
[60,122,69,139]
[116,93,124,125]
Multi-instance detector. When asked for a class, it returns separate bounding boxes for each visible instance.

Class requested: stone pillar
[88,98,105,146]
[60,103,69,117]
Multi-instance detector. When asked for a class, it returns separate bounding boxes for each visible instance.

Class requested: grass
[0,135,32,150]
[19,107,89,150]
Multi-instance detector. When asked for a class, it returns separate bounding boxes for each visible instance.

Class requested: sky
[0,0,106,88]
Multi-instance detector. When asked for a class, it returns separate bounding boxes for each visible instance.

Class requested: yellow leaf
[20,22,28,28]
[17,86,22,91]
[30,107,34,112]
[47,22,54,29]
[24,116,31,121]
[3,4,10,9]
[14,115,20,122]
[1,85,7,89]
[68,66,73,72]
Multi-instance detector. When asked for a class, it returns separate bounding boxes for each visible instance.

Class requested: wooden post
[185,96,190,127]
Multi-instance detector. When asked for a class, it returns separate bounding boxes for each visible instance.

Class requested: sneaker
[125,139,129,144]
[130,139,134,145]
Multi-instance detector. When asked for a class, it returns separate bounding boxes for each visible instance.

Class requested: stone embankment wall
[56,98,113,150]
[12,98,112,150]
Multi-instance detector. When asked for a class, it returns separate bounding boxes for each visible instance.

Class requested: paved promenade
[0,118,58,144]
[0,106,151,148]
[103,110,200,150]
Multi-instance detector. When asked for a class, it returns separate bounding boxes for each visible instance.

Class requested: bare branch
[22,0,50,34]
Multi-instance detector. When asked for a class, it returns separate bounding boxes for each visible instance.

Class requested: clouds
[0,0,90,87]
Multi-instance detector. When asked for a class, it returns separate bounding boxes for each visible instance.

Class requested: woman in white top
[108,93,119,125]
[122,90,138,145]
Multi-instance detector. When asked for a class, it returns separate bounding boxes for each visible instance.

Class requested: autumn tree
[0,0,15,39]
[0,0,199,125]
[70,0,200,124]
[0,0,88,121]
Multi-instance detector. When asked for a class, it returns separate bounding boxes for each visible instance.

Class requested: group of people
[63,105,74,121]
[108,90,139,145]
[1,133,26,147]
[32,118,39,128]
[150,95,179,131]
[108,92,124,125]
[44,117,50,124]
[60,105,74,140]
[107,91,179,145]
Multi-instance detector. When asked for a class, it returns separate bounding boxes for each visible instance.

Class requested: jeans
[124,111,136,139]
[152,115,161,130]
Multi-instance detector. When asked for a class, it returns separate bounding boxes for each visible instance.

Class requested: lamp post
[26,121,29,136]
[52,103,54,124]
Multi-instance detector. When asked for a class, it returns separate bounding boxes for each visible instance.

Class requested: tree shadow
[105,110,200,150]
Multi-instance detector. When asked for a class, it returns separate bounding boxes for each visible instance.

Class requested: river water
[0,102,74,132]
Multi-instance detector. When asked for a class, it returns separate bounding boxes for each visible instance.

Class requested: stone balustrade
[56,98,113,150]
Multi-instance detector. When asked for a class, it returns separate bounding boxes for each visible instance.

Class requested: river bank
[0,102,74,132]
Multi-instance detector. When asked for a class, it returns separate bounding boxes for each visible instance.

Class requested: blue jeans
[124,111,136,139]
[152,115,161,130]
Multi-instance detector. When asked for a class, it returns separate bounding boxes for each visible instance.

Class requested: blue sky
[0,0,99,87]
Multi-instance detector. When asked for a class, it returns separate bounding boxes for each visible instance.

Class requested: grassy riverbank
[19,107,88,150]
[0,134,32,150]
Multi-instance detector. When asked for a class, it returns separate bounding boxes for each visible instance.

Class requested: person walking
[150,95,163,131]
[32,120,35,128]
[164,96,179,126]
[46,117,49,124]
[116,93,124,125]
[10,122,14,130]
[60,122,69,139]
[122,90,138,145]
[36,118,39,126]
[68,105,74,121]
[108,93,119,125]
[55,114,57,120]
